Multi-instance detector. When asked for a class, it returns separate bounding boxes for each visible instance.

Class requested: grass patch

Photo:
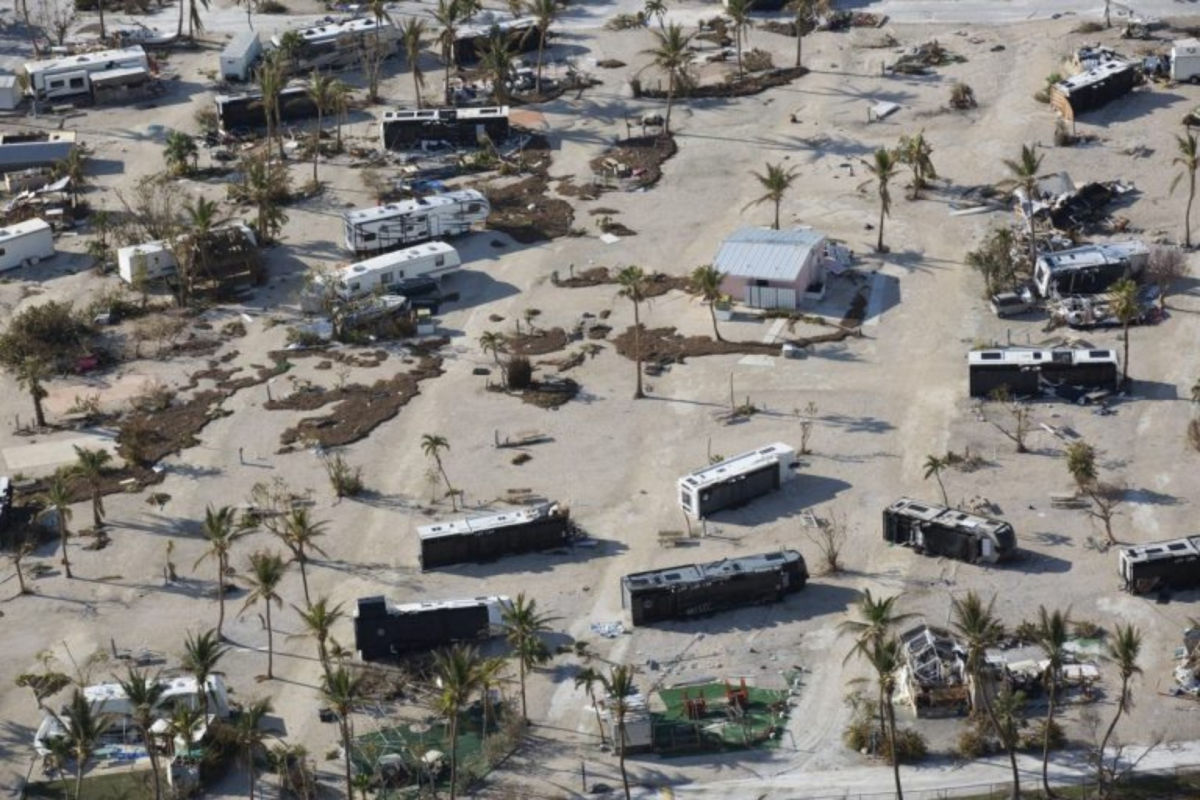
[27,770,159,799]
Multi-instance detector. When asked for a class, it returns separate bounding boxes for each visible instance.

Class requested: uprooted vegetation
[633,67,808,100]
[614,326,780,363]
[552,266,692,297]
[589,135,678,191]
[477,135,575,243]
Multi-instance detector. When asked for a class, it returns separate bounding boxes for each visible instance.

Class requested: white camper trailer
[0,219,55,271]
[23,46,149,100]
[1172,38,1200,83]
[320,242,460,302]
[117,224,258,284]
[1033,241,1148,298]
[342,190,489,255]
[271,18,400,72]
[678,442,797,518]
[220,31,261,82]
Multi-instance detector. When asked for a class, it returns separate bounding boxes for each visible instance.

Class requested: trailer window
[69,77,85,89]
[380,271,393,285]
[49,80,65,89]
[435,255,445,267]
[467,203,482,213]
[362,233,377,242]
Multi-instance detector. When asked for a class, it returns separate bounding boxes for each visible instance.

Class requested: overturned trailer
[418,501,572,570]
[380,106,510,150]
[1119,535,1200,595]
[354,595,508,660]
[1033,241,1147,298]
[968,348,1120,398]
[454,18,539,65]
[883,498,1016,564]
[1051,59,1137,122]
[678,442,796,518]
[272,17,400,74]
[342,189,489,255]
[215,84,319,133]
[622,550,807,626]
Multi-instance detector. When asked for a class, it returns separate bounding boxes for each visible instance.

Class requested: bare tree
[36,0,77,46]
[359,36,391,103]
[805,508,848,575]
[1145,245,1191,311]
[1083,481,1125,545]
[985,387,1033,453]
[796,401,819,454]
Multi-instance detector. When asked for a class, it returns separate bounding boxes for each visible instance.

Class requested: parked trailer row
[1119,536,1200,595]
[354,595,508,661]
[342,189,489,256]
[883,498,1016,564]
[967,348,1120,399]
[677,442,796,518]
[418,502,572,570]
[622,550,807,626]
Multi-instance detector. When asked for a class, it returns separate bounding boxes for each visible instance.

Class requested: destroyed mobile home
[0,218,55,272]
[341,189,489,256]
[116,224,263,293]
[621,550,807,626]
[215,85,320,134]
[968,348,1120,400]
[677,442,797,518]
[417,501,575,570]
[882,498,1016,564]
[1033,241,1147,299]
[354,595,509,661]
[271,17,401,74]
[894,625,969,718]
[380,106,511,151]
[1118,535,1200,596]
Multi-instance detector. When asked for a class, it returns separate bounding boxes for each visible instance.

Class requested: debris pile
[889,40,966,75]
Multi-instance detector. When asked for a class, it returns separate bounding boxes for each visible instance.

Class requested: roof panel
[713,227,825,282]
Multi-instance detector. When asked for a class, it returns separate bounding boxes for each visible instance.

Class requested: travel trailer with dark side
[622,550,807,626]
[341,190,489,256]
[883,498,1016,564]
[677,442,797,518]
[967,348,1120,398]
[418,502,572,570]
[1119,536,1200,595]
[354,595,508,660]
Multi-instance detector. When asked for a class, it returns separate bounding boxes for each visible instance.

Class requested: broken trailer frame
[1119,535,1200,595]
[353,595,508,661]
[883,498,1017,564]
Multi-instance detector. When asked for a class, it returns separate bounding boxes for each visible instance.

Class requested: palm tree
[476,655,508,737]
[276,507,328,607]
[616,265,650,399]
[400,17,429,107]
[897,131,938,200]
[922,454,949,506]
[166,705,203,757]
[1108,277,1140,384]
[1032,607,1072,797]
[307,72,336,186]
[1002,143,1045,269]
[180,629,227,721]
[72,446,112,529]
[276,30,304,74]
[434,0,463,105]
[54,689,112,800]
[691,264,728,341]
[574,666,607,745]
[787,0,829,67]
[643,24,694,135]
[866,148,900,252]
[41,475,74,579]
[256,54,287,160]
[16,356,50,428]
[861,636,905,799]
[744,162,798,230]
[432,645,484,800]
[526,0,560,93]
[194,505,245,640]
[725,0,753,77]
[292,596,344,680]
[839,590,914,752]
[7,534,36,595]
[951,592,1020,797]
[177,0,209,39]
[234,698,274,800]
[163,130,198,177]
[479,330,504,365]
[600,664,637,800]
[240,152,291,243]
[116,669,167,800]
[501,593,559,722]
[53,149,88,207]
[240,551,288,679]
[323,666,364,800]
[1097,624,1142,794]
[421,433,457,509]
[478,31,516,104]
[1173,132,1199,248]
[330,80,351,151]
[644,0,667,30]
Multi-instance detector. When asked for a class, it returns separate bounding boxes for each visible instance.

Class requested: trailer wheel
[1192,76,1200,85]
[28,256,40,266]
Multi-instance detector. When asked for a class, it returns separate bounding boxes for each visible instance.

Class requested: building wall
[719,242,825,310]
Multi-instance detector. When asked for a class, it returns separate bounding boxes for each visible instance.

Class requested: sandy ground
[4,1,1200,798]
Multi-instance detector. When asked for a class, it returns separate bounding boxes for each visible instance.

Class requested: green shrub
[258,0,287,12]
[1021,718,1066,752]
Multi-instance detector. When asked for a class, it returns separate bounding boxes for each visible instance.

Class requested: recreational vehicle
[220,31,261,82]
[453,18,539,65]
[621,550,807,626]
[1050,58,1136,121]
[335,242,460,299]
[1033,241,1148,298]
[882,498,1017,564]
[215,84,319,133]
[0,219,54,271]
[117,224,258,285]
[23,46,149,100]
[354,595,509,660]
[342,189,489,255]
[271,17,400,73]
[1172,39,1200,83]
[967,348,1120,398]
[418,502,572,570]
[380,106,511,150]
[677,442,797,518]
[1119,536,1200,595]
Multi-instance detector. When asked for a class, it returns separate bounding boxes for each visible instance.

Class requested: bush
[0,301,94,370]
[949,82,977,110]
[743,49,775,73]
[130,380,175,413]
[955,725,991,759]
[883,727,929,765]
[1072,620,1105,640]
[1189,418,1200,453]
[1020,718,1066,752]
[324,452,364,498]
[258,0,287,12]
[505,355,534,390]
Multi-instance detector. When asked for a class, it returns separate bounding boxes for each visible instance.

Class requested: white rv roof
[1038,241,1146,272]
[24,46,147,77]
[0,218,51,239]
[1120,535,1200,564]
[223,30,259,54]
[381,106,509,122]
[968,348,1118,367]
[679,442,793,489]
[1174,38,1200,53]
[277,17,388,46]
[385,595,510,615]
[418,502,557,540]
[1055,60,1132,94]
[337,241,458,280]
[344,189,486,224]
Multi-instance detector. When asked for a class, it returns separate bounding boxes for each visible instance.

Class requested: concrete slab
[1,430,121,475]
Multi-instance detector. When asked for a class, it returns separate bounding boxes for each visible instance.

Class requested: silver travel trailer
[678,442,797,518]
[308,242,461,307]
[220,31,261,82]
[380,106,511,150]
[1172,38,1200,83]
[1033,241,1148,298]
[116,224,258,284]
[23,46,149,100]
[883,498,1016,564]
[342,189,489,255]
[0,219,55,271]
[271,18,400,73]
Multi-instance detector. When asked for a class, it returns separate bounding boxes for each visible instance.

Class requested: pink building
[715,227,833,310]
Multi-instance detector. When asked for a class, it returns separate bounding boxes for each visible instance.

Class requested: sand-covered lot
[3,1,1200,797]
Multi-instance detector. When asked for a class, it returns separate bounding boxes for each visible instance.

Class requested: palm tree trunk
[795,27,803,68]
[1122,322,1130,382]
[1097,677,1128,793]
[75,764,85,800]
[448,712,460,800]
[974,667,1020,797]
[445,61,453,106]
[148,731,163,800]
[877,200,886,252]
[886,687,903,800]
[1042,679,1057,797]
[265,602,274,679]
[59,522,72,578]
[519,658,528,721]
[632,301,644,398]
[15,559,27,594]
[536,32,545,94]
[1187,174,1196,248]
[935,472,947,506]
[589,689,606,744]
[665,74,675,136]
[618,720,630,800]
[341,721,353,799]
[217,561,226,639]
[299,558,311,607]
[709,303,723,342]
[32,392,46,428]
[246,3,254,30]
[92,490,103,528]
[773,197,781,230]
[248,752,257,800]
[178,0,185,38]
[313,107,323,185]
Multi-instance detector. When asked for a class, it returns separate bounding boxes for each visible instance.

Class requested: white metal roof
[338,241,457,281]
[0,218,51,240]
[343,189,486,225]
[385,595,510,615]
[679,442,793,489]
[24,46,147,77]
[418,502,558,540]
[90,66,149,84]
[713,227,826,282]
[968,348,1118,367]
